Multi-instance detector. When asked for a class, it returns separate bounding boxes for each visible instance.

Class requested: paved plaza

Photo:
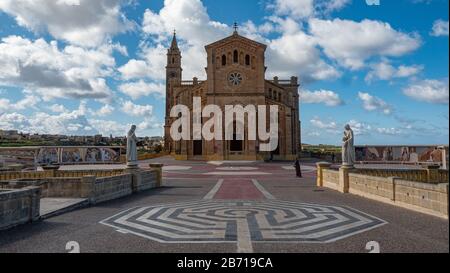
[0,156,448,253]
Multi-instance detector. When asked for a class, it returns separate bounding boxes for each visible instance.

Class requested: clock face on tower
[228,72,242,86]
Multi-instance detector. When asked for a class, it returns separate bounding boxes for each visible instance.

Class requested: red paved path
[213,179,265,200]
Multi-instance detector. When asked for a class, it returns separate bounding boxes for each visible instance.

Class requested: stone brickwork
[395,179,448,218]
[164,31,301,161]
[316,163,449,219]
[322,169,339,190]
[41,177,85,198]
[0,186,40,230]
[138,170,158,191]
[349,173,395,202]
[93,174,133,204]
[0,169,124,182]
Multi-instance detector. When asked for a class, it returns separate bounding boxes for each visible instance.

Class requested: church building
[164,27,301,160]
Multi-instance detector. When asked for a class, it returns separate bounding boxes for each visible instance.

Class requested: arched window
[233,50,238,63]
[222,55,227,66]
[172,57,175,64]
[245,54,250,66]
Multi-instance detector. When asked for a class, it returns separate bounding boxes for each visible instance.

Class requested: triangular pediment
[205,33,267,51]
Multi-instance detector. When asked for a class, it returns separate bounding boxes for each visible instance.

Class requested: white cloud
[309,18,421,70]
[269,0,315,20]
[266,30,341,81]
[88,119,128,136]
[358,92,393,115]
[310,116,338,130]
[48,104,68,113]
[0,0,133,47]
[300,90,343,106]
[139,0,339,82]
[376,127,403,135]
[0,94,41,112]
[403,79,449,104]
[121,101,153,117]
[93,104,115,117]
[365,61,423,82]
[267,0,351,20]
[0,36,115,101]
[118,80,165,100]
[431,19,449,37]
[118,59,151,80]
[347,120,372,136]
[0,106,98,135]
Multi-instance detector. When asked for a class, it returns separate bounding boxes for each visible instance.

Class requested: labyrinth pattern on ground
[100,200,387,243]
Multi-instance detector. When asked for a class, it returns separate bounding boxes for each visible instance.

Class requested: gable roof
[205,32,267,51]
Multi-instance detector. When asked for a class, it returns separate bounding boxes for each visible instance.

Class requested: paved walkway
[0,156,448,253]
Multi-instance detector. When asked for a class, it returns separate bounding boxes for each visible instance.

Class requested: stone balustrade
[0,169,125,181]
[316,162,449,219]
[0,164,164,230]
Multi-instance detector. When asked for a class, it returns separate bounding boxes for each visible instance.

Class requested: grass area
[302,145,341,154]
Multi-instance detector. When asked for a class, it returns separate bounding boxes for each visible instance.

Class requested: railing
[355,169,430,183]
[180,80,204,86]
[0,171,53,181]
[0,169,125,181]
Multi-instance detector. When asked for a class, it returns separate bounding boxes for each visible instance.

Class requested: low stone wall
[0,187,41,230]
[317,162,449,219]
[322,169,339,190]
[41,177,86,198]
[0,169,124,181]
[0,170,53,181]
[136,170,158,191]
[0,164,163,230]
[354,166,448,184]
[395,179,448,218]
[349,173,395,203]
[93,174,133,204]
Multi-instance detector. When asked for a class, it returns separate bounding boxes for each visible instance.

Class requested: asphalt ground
[0,157,448,253]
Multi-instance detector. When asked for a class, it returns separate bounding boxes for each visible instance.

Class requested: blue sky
[0,0,448,145]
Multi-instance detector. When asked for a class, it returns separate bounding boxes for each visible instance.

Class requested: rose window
[228,72,242,86]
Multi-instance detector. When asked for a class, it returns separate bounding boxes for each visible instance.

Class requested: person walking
[294,159,302,178]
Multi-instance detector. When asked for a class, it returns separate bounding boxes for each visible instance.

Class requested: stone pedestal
[149,163,164,187]
[123,168,142,193]
[316,162,332,187]
[338,165,354,193]
[126,161,139,169]
[81,175,96,203]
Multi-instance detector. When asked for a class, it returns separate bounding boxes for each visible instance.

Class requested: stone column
[425,164,441,183]
[28,186,41,221]
[123,168,142,193]
[338,165,354,193]
[316,162,332,187]
[81,175,96,204]
[149,163,164,187]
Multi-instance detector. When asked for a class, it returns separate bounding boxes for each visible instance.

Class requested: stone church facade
[164,29,301,160]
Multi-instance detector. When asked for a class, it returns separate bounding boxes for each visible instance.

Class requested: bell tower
[164,31,182,153]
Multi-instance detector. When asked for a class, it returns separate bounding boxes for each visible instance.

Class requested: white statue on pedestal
[342,124,355,166]
[126,125,138,167]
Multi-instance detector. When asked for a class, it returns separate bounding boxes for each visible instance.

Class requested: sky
[0,0,448,145]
